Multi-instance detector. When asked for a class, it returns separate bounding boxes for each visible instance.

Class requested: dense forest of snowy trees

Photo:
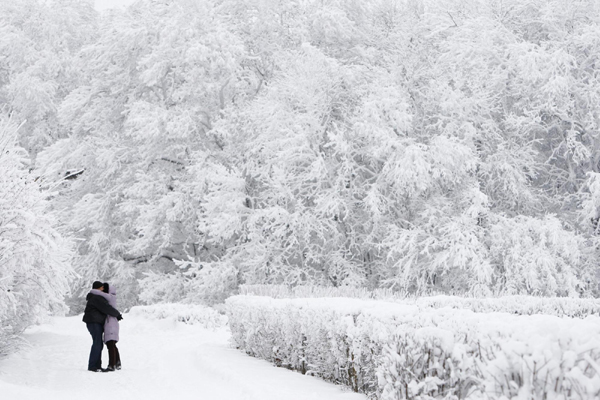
[2,0,600,320]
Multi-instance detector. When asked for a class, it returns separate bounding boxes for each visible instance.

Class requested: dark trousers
[86,323,104,370]
[106,340,121,368]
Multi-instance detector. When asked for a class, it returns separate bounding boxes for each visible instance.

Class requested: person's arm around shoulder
[94,294,123,320]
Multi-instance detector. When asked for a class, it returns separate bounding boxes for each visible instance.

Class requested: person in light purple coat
[102,283,121,371]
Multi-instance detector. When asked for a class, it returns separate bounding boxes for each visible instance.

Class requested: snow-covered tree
[30,0,600,302]
[0,0,97,156]
[0,115,73,356]
[37,0,248,307]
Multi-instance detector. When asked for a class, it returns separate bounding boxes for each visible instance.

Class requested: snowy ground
[0,313,366,400]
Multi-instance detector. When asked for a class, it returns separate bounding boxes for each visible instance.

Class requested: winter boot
[88,368,109,372]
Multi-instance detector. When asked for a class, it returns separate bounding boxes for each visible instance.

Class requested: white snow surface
[0,312,366,400]
[95,0,136,11]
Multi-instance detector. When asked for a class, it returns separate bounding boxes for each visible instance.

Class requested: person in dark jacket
[82,281,123,372]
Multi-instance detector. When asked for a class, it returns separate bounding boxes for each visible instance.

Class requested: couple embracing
[82,281,123,372]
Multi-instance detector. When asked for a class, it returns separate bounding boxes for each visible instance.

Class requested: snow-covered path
[0,314,366,400]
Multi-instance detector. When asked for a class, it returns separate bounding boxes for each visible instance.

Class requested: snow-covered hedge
[240,285,600,318]
[239,284,410,300]
[129,303,226,329]
[405,295,600,319]
[226,295,600,399]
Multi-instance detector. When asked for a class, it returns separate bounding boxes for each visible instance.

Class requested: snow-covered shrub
[487,215,583,296]
[227,296,384,393]
[227,296,600,399]
[138,261,240,306]
[0,326,20,359]
[406,295,600,319]
[138,271,188,305]
[239,284,412,299]
[240,285,600,318]
[129,303,226,329]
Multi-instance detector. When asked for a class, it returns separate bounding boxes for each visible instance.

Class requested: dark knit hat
[92,281,103,289]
